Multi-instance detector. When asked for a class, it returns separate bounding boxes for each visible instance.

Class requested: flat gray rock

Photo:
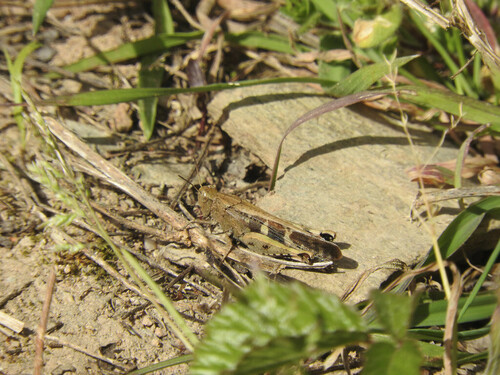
[208,83,460,302]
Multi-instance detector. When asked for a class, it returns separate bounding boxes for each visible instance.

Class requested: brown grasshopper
[198,186,342,264]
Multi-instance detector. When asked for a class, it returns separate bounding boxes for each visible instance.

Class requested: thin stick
[34,268,56,375]
[44,335,128,371]
[170,124,216,208]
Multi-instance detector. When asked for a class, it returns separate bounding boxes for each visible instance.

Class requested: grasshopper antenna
[178,175,198,191]
[171,175,200,210]
[170,126,215,208]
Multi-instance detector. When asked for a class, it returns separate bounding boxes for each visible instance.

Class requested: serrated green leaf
[389,340,422,375]
[364,340,421,375]
[372,291,415,340]
[190,278,368,375]
[364,341,395,374]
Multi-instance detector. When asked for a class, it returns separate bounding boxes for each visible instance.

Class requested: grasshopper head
[198,186,217,217]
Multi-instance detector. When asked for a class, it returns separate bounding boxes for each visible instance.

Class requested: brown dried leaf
[217,0,279,21]
[407,156,497,187]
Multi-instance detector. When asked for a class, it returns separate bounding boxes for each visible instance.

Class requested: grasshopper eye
[320,231,336,242]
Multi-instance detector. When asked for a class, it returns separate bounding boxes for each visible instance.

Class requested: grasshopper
[198,186,342,264]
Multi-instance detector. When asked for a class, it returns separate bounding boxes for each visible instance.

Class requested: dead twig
[412,185,500,209]
[171,123,216,208]
[34,268,56,375]
[44,335,129,371]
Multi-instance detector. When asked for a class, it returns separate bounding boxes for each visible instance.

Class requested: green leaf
[153,0,174,34]
[41,77,334,106]
[190,277,368,375]
[372,291,415,340]
[32,0,54,35]
[400,86,500,129]
[126,354,193,375]
[418,340,488,367]
[138,57,164,140]
[424,196,500,265]
[326,55,418,96]
[412,293,497,327]
[6,41,42,102]
[225,31,309,54]
[409,10,475,97]
[353,5,402,48]
[310,0,337,22]
[364,340,422,375]
[3,41,41,146]
[409,326,490,342]
[52,31,203,75]
[458,238,500,322]
[137,0,171,140]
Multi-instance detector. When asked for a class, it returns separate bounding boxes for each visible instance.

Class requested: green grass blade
[32,0,54,35]
[225,31,309,53]
[40,77,334,106]
[51,31,203,75]
[137,58,164,140]
[126,354,193,375]
[153,0,174,34]
[326,55,418,97]
[120,249,198,350]
[310,0,337,22]
[424,196,500,265]
[4,41,41,146]
[9,41,42,101]
[458,238,500,322]
[411,293,497,327]
[400,85,500,130]
[137,0,172,139]
[409,10,475,98]
[418,341,488,367]
[408,326,490,342]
